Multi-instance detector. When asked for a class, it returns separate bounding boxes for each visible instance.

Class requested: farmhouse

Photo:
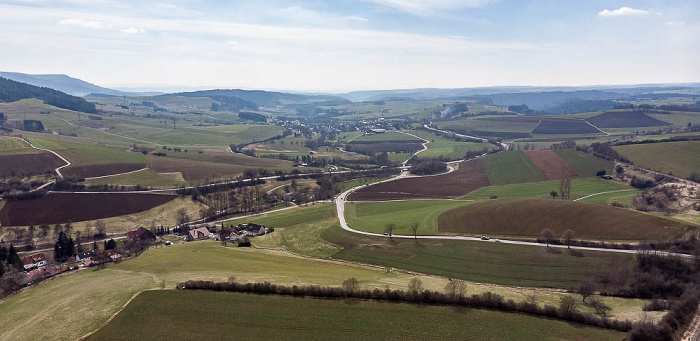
[218,227,238,240]
[76,250,95,262]
[21,253,47,271]
[234,223,266,237]
[186,227,212,241]
[126,227,157,242]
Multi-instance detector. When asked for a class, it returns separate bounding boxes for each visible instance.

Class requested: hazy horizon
[1,0,698,91]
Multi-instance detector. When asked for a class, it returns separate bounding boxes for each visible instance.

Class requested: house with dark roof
[126,227,156,242]
[76,250,95,262]
[234,223,266,237]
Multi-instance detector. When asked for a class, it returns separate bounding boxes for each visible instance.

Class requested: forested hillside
[0,77,96,113]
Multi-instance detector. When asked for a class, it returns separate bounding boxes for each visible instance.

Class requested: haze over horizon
[1,0,698,92]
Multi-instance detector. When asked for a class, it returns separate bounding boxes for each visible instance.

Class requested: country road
[335,186,693,258]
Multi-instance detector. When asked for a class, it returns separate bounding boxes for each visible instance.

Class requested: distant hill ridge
[0,71,159,97]
[172,89,350,109]
[0,77,97,113]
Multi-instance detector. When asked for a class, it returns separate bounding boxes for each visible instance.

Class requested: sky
[0,0,698,92]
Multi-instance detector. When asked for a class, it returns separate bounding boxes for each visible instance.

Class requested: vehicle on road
[480,235,489,240]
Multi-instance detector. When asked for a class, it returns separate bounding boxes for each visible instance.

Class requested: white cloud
[665,21,686,27]
[598,7,649,17]
[368,0,495,16]
[121,27,145,34]
[226,40,239,45]
[58,18,106,28]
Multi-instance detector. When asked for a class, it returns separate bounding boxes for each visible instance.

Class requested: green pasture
[482,151,545,185]
[614,140,700,178]
[465,177,630,200]
[345,200,470,235]
[86,290,625,341]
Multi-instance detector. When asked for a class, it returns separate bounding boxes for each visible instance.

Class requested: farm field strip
[464,177,630,200]
[437,198,685,241]
[523,150,578,180]
[0,192,177,226]
[85,290,625,341]
[614,140,700,178]
[337,177,691,257]
[7,136,71,177]
[347,157,489,201]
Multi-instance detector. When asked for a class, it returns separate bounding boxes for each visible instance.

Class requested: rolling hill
[0,71,158,97]
[0,77,96,113]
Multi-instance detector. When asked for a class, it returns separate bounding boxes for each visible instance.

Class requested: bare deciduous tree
[561,229,575,249]
[342,277,360,295]
[559,295,579,314]
[408,278,423,295]
[577,280,595,302]
[444,279,467,298]
[589,297,612,316]
[540,228,555,247]
[385,223,395,240]
[411,222,419,242]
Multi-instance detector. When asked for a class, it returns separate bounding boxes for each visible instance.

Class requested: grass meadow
[465,177,630,200]
[85,290,626,341]
[614,140,700,178]
[482,151,545,185]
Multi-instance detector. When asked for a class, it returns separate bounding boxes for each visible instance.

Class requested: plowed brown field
[0,192,176,226]
[437,198,684,240]
[523,150,577,180]
[347,158,489,201]
[0,153,65,177]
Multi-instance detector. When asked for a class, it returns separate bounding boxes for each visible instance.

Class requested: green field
[482,151,545,185]
[553,149,614,177]
[352,131,422,142]
[86,290,625,341]
[465,177,630,200]
[578,190,639,207]
[407,129,492,160]
[614,141,700,178]
[85,168,187,187]
[345,200,470,235]
[0,137,41,155]
[27,137,147,167]
[324,225,633,289]
[437,116,540,134]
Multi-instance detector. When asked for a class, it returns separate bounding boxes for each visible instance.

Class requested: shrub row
[178,280,633,332]
[628,287,700,341]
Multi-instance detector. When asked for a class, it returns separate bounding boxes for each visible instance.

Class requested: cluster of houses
[19,253,64,284]
[75,249,122,267]
[184,223,268,242]
[122,223,269,245]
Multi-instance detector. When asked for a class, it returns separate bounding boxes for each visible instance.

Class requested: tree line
[0,77,96,113]
[178,279,632,332]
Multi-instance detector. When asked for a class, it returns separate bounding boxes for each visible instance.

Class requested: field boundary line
[77,288,163,341]
[58,117,157,145]
[583,119,610,135]
[10,136,71,178]
[83,167,149,180]
[573,189,637,202]
[336,164,693,258]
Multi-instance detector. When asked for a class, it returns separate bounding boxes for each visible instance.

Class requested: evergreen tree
[0,245,7,262]
[53,231,76,262]
[105,238,117,250]
[7,244,22,270]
